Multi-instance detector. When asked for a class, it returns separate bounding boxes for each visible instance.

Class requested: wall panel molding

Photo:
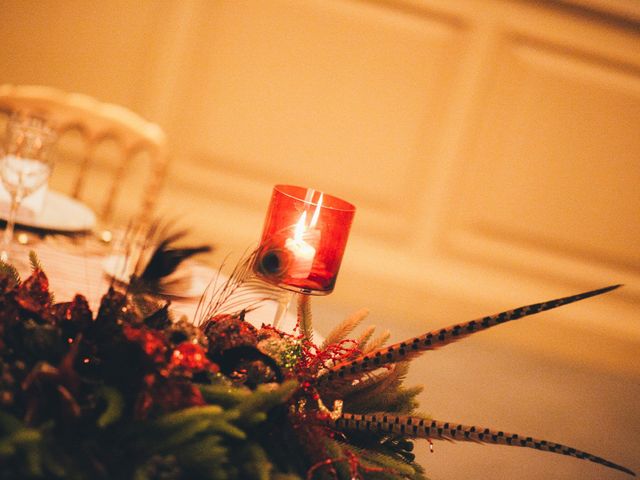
[0,0,638,346]
[158,0,472,248]
[443,24,640,295]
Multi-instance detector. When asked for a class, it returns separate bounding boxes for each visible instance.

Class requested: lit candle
[255,185,354,295]
[284,211,318,278]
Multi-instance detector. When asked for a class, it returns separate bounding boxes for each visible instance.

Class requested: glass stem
[273,290,294,330]
[1,194,21,263]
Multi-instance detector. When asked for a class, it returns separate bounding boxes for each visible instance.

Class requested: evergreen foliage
[0,263,633,479]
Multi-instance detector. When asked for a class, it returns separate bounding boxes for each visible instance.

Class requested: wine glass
[0,114,57,264]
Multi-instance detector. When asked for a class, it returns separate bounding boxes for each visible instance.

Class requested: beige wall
[0,0,640,341]
[1,1,639,477]
[1,0,638,355]
[0,0,640,352]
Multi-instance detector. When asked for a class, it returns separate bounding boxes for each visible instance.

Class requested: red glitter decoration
[158,379,206,411]
[48,294,92,327]
[122,324,168,364]
[257,324,359,412]
[298,340,360,387]
[16,269,51,314]
[306,449,391,480]
[134,374,156,419]
[135,375,206,419]
[0,280,20,327]
[169,342,216,372]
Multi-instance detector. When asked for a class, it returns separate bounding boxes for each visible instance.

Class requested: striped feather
[316,285,621,388]
[332,413,635,476]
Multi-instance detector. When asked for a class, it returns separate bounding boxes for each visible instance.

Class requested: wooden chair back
[0,84,167,224]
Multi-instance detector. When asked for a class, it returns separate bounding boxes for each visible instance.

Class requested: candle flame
[293,193,323,242]
[294,211,307,241]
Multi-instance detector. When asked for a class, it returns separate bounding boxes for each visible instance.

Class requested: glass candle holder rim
[273,184,356,213]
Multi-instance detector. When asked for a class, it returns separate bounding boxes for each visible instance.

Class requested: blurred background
[0,0,638,478]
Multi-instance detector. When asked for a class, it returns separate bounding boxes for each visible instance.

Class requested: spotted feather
[332,413,635,476]
[316,285,621,388]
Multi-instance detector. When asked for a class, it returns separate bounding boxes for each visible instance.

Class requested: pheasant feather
[331,413,636,476]
[316,285,621,388]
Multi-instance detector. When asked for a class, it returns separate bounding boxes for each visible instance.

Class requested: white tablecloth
[12,238,299,333]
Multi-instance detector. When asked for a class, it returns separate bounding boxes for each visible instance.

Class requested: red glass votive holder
[254,185,355,295]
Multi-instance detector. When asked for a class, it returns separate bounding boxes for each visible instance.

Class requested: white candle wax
[284,210,321,279]
[284,236,316,278]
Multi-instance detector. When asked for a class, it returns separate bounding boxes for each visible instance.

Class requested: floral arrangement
[0,255,634,479]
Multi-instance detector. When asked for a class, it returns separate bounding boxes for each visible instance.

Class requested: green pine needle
[0,411,23,434]
[42,447,67,477]
[342,443,417,477]
[24,443,43,477]
[27,250,55,302]
[323,437,351,479]
[199,383,252,407]
[206,416,246,440]
[97,386,125,428]
[343,363,415,411]
[297,295,313,342]
[0,260,20,286]
[236,442,272,480]
[28,250,43,272]
[175,434,229,479]
[362,330,391,354]
[152,419,213,453]
[356,325,376,351]
[236,381,298,425]
[154,405,224,429]
[0,427,43,464]
[322,308,369,349]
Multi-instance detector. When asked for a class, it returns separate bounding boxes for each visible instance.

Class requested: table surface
[10,235,299,333]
